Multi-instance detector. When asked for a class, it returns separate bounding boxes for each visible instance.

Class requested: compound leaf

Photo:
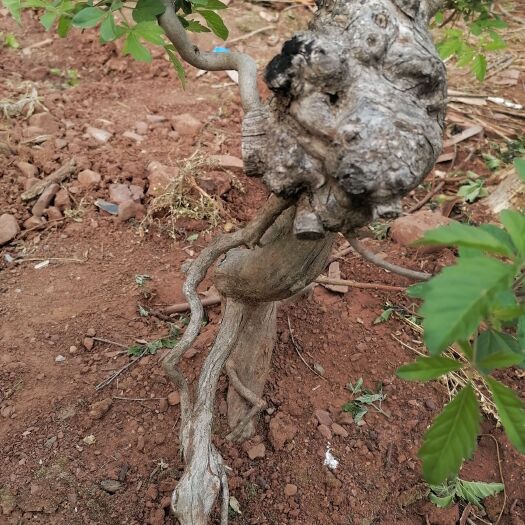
[397,355,463,382]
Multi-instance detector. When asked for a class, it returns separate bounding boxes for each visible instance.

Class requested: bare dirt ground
[1,3,525,525]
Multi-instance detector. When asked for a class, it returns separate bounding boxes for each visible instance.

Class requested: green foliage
[400,196,525,484]
[436,1,507,81]
[2,0,230,82]
[429,477,504,509]
[127,335,179,356]
[419,385,481,485]
[1,32,20,48]
[457,174,488,203]
[342,379,386,424]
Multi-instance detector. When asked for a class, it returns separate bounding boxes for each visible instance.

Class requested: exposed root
[346,236,432,282]
[225,359,267,442]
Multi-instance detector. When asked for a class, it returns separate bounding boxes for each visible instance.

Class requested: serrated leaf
[165,46,186,87]
[40,11,57,30]
[486,377,525,452]
[123,32,152,62]
[419,384,481,484]
[472,54,487,82]
[515,158,525,183]
[133,20,165,45]
[184,18,210,32]
[500,210,525,258]
[475,330,524,373]
[191,0,227,8]
[72,6,105,28]
[132,0,165,22]
[197,9,228,39]
[429,493,455,508]
[397,355,463,382]
[456,480,504,508]
[2,0,21,23]
[356,393,384,404]
[416,222,514,257]
[418,257,515,354]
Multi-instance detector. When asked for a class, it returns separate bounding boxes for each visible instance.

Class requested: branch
[346,236,432,282]
[158,0,261,112]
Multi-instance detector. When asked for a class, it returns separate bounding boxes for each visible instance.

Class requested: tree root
[346,236,432,282]
[225,359,267,442]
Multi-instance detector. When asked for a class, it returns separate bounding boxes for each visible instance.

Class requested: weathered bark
[157,1,447,523]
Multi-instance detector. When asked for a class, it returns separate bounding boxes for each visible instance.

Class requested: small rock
[148,508,165,525]
[86,327,96,337]
[147,161,177,196]
[29,112,59,133]
[83,435,96,445]
[95,199,119,215]
[32,183,60,218]
[159,398,168,413]
[23,216,46,230]
[209,154,244,171]
[390,210,453,252]
[314,409,333,427]
[89,398,112,419]
[284,484,298,497]
[83,337,94,350]
[86,126,112,143]
[171,113,202,138]
[318,424,332,440]
[54,189,71,210]
[118,200,145,222]
[147,114,168,124]
[123,130,144,143]
[269,413,298,450]
[100,479,121,494]
[108,183,132,204]
[137,435,145,452]
[167,391,180,406]
[78,169,102,189]
[146,484,158,501]
[0,214,20,246]
[1,406,15,418]
[197,171,232,196]
[247,443,266,460]
[313,363,325,376]
[69,345,78,355]
[154,433,165,445]
[425,399,437,410]
[46,206,63,221]
[331,423,349,438]
[135,121,149,135]
[129,184,144,202]
[15,161,38,178]
[55,354,66,363]
[24,177,39,191]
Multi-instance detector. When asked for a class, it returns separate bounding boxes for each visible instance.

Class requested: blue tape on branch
[213,46,230,53]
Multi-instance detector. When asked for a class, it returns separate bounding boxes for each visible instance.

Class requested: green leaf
[515,158,525,183]
[165,46,186,87]
[397,355,463,382]
[2,0,21,23]
[475,330,524,373]
[123,31,152,62]
[40,11,57,30]
[456,480,504,508]
[472,54,487,82]
[4,33,20,48]
[500,210,525,258]
[518,316,525,350]
[133,20,165,45]
[99,13,118,42]
[419,384,481,484]
[184,18,210,32]
[356,392,384,404]
[486,377,525,452]
[418,257,515,354]
[72,6,105,28]
[416,222,514,257]
[132,0,166,22]
[197,9,228,39]
[190,0,227,8]
[57,15,72,37]
[429,493,455,508]
[457,179,487,203]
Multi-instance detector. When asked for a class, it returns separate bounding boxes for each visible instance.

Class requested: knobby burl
[243,0,447,239]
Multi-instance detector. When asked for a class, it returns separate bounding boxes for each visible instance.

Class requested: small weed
[373,307,394,325]
[135,274,152,286]
[457,172,488,203]
[127,335,178,357]
[1,32,20,48]
[49,67,80,87]
[342,378,387,423]
[368,221,390,240]
[429,477,503,509]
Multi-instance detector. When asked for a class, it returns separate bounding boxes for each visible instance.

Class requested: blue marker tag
[213,46,230,53]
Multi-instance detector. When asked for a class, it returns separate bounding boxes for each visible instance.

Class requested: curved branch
[158,0,261,112]
[346,236,432,282]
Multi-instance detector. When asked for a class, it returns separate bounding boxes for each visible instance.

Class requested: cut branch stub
[242,0,447,237]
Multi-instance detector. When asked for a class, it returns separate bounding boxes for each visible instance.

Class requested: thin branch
[316,276,406,293]
[96,349,147,391]
[158,0,261,112]
[346,236,432,281]
[408,181,445,213]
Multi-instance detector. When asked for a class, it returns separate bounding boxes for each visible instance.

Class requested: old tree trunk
[158,0,447,523]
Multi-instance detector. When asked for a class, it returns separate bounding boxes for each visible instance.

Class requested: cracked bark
[158,0,446,523]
